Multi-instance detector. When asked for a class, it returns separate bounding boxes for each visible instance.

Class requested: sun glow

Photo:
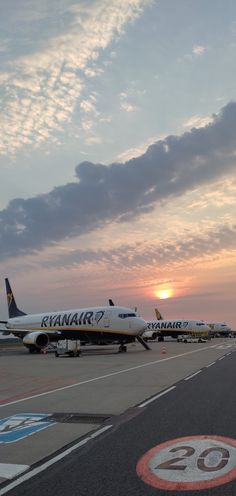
[155,289,173,299]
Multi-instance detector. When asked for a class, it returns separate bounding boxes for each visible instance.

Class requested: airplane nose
[136,318,148,334]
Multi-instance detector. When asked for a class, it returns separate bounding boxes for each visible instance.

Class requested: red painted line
[0,380,78,406]
[136,435,236,491]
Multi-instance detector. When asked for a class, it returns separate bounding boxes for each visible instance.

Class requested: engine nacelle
[142,330,158,340]
[23,332,49,349]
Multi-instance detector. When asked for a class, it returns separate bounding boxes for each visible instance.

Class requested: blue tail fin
[5,278,27,318]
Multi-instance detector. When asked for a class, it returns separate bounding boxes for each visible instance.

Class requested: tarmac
[0,337,235,495]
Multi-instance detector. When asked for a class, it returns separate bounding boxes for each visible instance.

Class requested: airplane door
[103,310,112,328]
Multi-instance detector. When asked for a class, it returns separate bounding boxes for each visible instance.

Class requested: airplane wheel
[119,344,127,353]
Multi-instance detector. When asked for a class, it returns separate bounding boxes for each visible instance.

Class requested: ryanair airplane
[143,307,210,341]
[0,279,147,353]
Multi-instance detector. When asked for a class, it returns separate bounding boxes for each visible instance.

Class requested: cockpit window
[118,313,136,319]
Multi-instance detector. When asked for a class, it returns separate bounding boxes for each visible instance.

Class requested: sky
[0,0,236,327]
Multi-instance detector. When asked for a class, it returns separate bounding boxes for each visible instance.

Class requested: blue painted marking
[0,413,56,443]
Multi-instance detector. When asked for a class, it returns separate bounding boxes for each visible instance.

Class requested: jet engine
[142,330,158,341]
[23,331,49,350]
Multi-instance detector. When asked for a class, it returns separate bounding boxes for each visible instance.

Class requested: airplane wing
[0,329,12,335]
[0,328,63,340]
[0,323,10,334]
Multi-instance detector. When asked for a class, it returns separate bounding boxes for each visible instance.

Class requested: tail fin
[155,308,164,320]
[5,278,26,318]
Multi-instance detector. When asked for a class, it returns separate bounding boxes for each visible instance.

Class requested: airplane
[143,307,210,341]
[207,322,231,337]
[153,307,231,338]
[0,279,147,354]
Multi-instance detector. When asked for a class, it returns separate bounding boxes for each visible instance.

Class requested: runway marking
[0,345,216,408]
[0,464,29,480]
[0,414,55,444]
[136,435,236,491]
[138,387,176,408]
[0,424,112,495]
[206,361,216,368]
[184,370,202,381]
[215,344,233,350]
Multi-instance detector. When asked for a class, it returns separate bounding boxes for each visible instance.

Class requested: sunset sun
[154,289,173,299]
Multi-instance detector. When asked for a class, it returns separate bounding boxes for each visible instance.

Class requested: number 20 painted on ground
[155,445,230,472]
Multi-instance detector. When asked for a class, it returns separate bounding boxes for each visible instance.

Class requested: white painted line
[90,425,112,438]
[0,464,29,480]
[0,425,112,495]
[184,370,202,381]
[219,356,225,360]
[206,361,216,368]
[0,345,216,408]
[138,386,176,408]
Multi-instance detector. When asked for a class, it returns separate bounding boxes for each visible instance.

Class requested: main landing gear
[28,345,41,353]
[119,344,127,353]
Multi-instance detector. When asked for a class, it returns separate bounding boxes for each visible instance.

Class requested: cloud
[115,135,165,162]
[120,101,137,112]
[0,0,151,155]
[0,101,236,261]
[45,223,236,270]
[183,114,213,129]
[192,45,206,56]
[119,86,145,113]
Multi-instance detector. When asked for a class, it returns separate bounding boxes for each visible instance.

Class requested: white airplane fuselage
[207,322,231,335]
[143,319,210,340]
[6,306,147,350]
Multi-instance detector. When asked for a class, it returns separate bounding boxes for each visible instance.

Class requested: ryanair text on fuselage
[147,321,188,330]
[41,310,105,328]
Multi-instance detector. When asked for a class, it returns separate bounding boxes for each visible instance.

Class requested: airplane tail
[155,308,164,320]
[5,278,27,318]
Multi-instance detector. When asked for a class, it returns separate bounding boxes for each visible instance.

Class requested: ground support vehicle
[55,339,81,357]
[177,335,208,343]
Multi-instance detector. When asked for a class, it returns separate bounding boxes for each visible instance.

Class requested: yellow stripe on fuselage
[22,327,136,336]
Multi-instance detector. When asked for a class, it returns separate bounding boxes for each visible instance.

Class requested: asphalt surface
[1,346,235,496]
